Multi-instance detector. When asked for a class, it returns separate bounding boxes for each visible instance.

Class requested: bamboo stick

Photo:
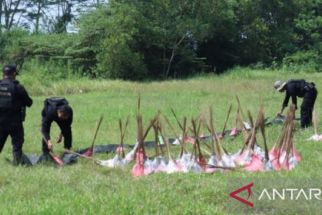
[220,104,232,137]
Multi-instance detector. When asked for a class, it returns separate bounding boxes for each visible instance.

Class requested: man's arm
[64,109,72,149]
[69,108,73,124]
[280,92,290,114]
[58,108,73,149]
[58,121,72,150]
[17,85,33,107]
[56,133,63,143]
[41,109,53,142]
[62,125,72,150]
[291,95,297,109]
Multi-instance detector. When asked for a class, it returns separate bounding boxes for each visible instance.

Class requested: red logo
[229,183,254,207]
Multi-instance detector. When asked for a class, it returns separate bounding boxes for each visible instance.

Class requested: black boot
[12,153,22,166]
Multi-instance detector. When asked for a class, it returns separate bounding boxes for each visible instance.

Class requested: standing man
[0,65,33,165]
[274,79,318,128]
[41,97,73,155]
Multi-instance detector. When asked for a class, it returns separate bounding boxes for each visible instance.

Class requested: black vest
[0,79,15,109]
[44,97,69,111]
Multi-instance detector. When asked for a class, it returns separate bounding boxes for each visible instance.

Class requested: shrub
[282,50,322,73]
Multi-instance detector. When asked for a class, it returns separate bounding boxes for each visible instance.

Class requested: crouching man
[274,79,317,128]
[41,97,73,155]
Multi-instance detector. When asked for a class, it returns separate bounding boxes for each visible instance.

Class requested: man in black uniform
[41,97,73,155]
[0,65,33,165]
[274,79,318,128]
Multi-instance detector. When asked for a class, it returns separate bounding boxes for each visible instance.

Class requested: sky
[2,0,108,33]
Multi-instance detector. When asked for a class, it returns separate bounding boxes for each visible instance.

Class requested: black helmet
[3,65,17,75]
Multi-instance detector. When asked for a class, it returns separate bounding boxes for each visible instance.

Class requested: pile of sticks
[92,99,302,177]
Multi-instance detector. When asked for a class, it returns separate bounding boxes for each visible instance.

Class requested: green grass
[1,68,322,214]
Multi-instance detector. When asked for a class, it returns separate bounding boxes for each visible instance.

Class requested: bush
[282,50,322,73]
[97,41,147,80]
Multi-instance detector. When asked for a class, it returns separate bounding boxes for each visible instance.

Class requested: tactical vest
[287,79,306,96]
[304,82,315,91]
[0,80,15,109]
[45,97,69,110]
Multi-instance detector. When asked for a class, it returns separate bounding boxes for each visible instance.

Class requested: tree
[24,0,48,33]
[283,0,322,71]
[133,0,216,78]
[78,0,219,79]
[0,0,26,31]
[294,0,322,50]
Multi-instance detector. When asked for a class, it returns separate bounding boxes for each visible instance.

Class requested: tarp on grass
[9,128,244,166]
[10,152,79,166]
[265,115,300,126]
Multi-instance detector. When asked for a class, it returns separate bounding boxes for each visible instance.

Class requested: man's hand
[56,133,63,144]
[47,140,53,150]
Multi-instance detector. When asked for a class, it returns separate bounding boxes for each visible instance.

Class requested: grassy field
[1,68,322,214]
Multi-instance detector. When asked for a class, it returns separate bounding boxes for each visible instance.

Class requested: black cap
[3,65,17,75]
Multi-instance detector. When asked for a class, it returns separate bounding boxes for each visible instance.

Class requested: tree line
[0,0,321,80]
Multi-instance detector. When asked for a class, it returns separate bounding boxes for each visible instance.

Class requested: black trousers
[301,88,318,128]
[0,123,24,164]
